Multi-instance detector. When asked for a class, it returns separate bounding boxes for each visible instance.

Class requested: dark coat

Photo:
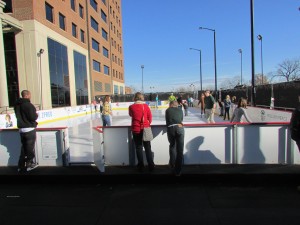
[290,105,300,141]
[14,98,38,128]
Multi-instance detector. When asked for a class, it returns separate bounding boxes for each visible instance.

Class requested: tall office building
[0,0,124,110]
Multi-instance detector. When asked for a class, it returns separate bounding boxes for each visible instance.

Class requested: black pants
[224,107,230,120]
[18,129,36,169]
[167,126,184,174]
[132,132,154,167]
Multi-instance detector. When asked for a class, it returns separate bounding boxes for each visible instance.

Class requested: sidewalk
[1,165,300,225]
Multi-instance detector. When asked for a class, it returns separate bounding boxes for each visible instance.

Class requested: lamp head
[39,49,44,54]
[257,35,262,40]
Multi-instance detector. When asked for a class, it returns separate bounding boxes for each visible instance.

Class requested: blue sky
[122,0,300,93]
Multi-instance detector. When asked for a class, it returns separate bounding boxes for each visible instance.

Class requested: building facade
[0,0,124,111]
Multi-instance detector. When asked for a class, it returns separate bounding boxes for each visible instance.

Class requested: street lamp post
[189,48,203,92]
[189,84,195,99]
[141,65,144,93]
[199,27,217,98]
[37,48,44,110]
[238,49,243,85]
[257,34,264,85]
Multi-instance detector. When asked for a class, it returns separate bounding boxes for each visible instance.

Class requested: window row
[112,69,123,80]
[90,17,108,41]
[91,39,109,58]
[110,22,122,40]
[46,2,85,43]
[71,0,85,19]
[94,81,112,93]
[92,60,110,75]
[111,37,122,54]
[111,53,123,67]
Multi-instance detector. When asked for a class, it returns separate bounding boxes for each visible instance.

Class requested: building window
[93,60,101,72]
[94,81,103,92]
[114,85,119,94]
[80,29,85,43]
[71,0,76,11]
[74,51,88,105]
[90,17,99,32]
[47,38,70,108]
[104,65,109,75]
[105,83,111,92]
[45,2,54,23]
[120,86,124,94]
[101,10,107,23]
[72,23,77,37]
[103,47,109,58]
[59,13,66,30]
[102,28,108,40]
[79,4,84,18]
[102,0,106,6]
[90,0,98,11]
[92,39,99,52]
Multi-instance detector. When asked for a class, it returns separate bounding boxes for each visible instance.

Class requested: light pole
[250,0,256,106]
[257,34,264,85]
[37,48,44,110]
[238,48,243,85]
[189,48,203,92]
[199,27,217,98]
[141,65,144,93]
[189,84,195,99]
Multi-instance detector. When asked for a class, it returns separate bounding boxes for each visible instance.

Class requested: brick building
[0,0,124,110]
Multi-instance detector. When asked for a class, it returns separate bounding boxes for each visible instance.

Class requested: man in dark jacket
[14,90,38,172]
[290,96,300,152]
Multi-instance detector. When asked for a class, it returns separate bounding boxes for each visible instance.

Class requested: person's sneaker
[17,167,27,173]
[148,164,155,172]
[26,162,39,172]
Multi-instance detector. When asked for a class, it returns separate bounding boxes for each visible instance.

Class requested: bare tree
[276,59,300,81]
[255,73,269,85]
[219,76,241,90]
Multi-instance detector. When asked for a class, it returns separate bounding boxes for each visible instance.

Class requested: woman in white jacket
[230,98,251,123]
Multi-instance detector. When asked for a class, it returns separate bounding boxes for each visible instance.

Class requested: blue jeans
[102,115,111,126]
[18,129,36,169]
[167,126,184,174]
[132,132,154,167]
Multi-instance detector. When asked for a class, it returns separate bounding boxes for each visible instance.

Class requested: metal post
[238,49,243,85]
[250,0,256,106]
[141,65,144,93]
[189,48,203,92]
[257,34,264,85]
[199,27,217,99]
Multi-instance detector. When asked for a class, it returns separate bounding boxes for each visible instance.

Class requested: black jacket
[290,105,300,141]
[14,98,38,128]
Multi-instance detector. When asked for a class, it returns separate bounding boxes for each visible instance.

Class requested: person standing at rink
[230,98,252,123]
[204,90,216,123]
[223,95,231,120]
[102,95,112,126]
[165,100,184,176]
[14,90,39,173]
[290,95,300,151]
[129,92,155,172]
[198,92,205,118]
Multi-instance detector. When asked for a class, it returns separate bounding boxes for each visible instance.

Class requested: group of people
[13,89,299,176]
[129,92,184,176]
[198,91,251,123]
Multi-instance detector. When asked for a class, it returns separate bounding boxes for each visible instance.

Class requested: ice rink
[38,107,226,163]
